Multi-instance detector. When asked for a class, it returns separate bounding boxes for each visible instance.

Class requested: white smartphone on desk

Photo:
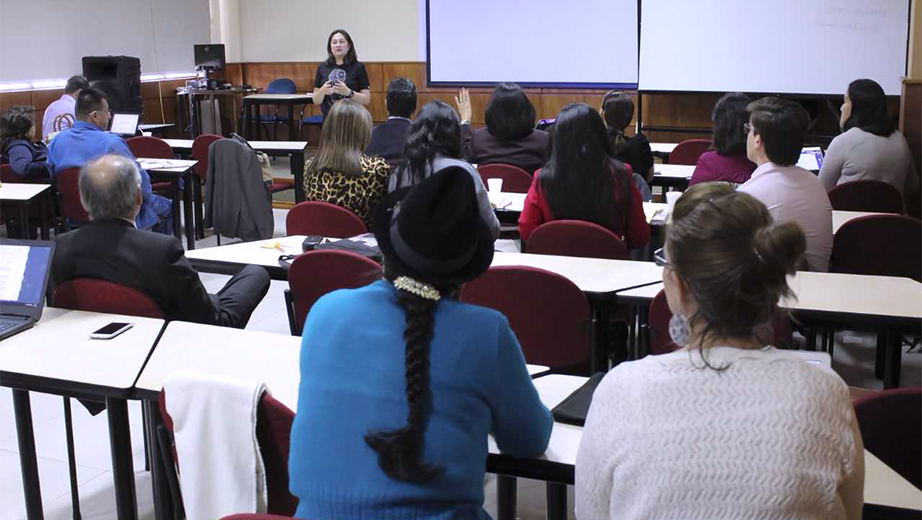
[89,322,134,340]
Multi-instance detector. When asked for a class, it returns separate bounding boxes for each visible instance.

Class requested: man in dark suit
[51,155,270,328]
[366,77,416,166]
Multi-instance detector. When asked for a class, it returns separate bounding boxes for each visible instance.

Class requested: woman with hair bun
[289,168,552,520]
[576,182,864,520]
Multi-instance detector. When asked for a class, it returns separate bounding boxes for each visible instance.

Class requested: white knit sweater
[575,346,864,520]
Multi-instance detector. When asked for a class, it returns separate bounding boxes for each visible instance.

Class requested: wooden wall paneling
[381,62,427,92]
[0,91,33,111]
[900,80,921,177]
[537,92,606,121]
[365,62,385,93]
[369,92,388,122]
[31,89,64,111]
[223,63,245,86]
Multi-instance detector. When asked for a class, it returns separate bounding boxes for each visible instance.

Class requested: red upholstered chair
[55,166,91,227]
[127,135,174,193]
[285,250,383,335]
[159,389,299,518]
[53,278,165,318]
[268,177,295,196]
[647,288,794,356]
[461,266,591,373]
[477,163,534,193]
[286,201,368,238]
[667,139,711,165]
[854,386,922,488]
[192,134,223,238]
[524,220,629,260]
[827,179,904,213]
[1,163,14,182]
[830,215,922,282]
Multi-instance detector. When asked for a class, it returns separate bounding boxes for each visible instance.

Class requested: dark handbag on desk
[314,233,383,263]
[551,372,606,427]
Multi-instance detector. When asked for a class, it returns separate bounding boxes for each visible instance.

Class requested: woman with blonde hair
[303,99,390,230]
[576,183,863,519]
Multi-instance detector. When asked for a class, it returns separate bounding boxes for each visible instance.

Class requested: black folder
[550,372,606,427]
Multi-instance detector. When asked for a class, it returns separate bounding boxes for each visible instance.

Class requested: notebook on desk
[0,240,55,341]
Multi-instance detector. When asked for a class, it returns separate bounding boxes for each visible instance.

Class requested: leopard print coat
[303,155,391,231]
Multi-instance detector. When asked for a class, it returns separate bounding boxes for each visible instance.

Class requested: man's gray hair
[78,155,142,221]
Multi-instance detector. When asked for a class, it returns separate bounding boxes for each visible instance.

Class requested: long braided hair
[364,273,450,482]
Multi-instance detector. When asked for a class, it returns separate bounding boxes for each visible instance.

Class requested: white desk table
[0,183,52,238]
[243,93,314,143]
[488,191,526,214]
[138,158,198,249]
[490,375,922,519]
[185,235,307,279]
[0,310,166,520]
[650,142,678,154]
[832,211,894,234]
[651,164,694,189]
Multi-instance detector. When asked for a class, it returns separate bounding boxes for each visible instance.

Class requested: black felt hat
[373,166,494,286]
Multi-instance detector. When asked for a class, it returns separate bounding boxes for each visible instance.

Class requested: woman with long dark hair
[576,184,863,519]
[289,168,553,520]
[518,103,650,249]
[312,29,371,118]
[1,105,51,180]
[819,78,919,196]
[455,83,550,173]
[601,90,653,183]
[689,92,757,187]
[391,100,500,239]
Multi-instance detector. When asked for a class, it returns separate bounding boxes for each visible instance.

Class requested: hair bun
[753,221,807,283]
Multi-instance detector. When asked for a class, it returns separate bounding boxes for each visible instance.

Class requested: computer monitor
[194,44,226,71]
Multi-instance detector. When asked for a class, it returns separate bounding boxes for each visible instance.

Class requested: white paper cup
[666,190,682,215]
[487,178,503,193]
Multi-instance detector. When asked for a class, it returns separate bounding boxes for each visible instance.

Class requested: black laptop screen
[0,244,53,307]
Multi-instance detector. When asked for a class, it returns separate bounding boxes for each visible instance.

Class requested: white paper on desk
[138,159,182,169]
[0,245,29,301]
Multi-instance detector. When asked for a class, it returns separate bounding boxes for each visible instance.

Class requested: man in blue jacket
[48,87,172,233]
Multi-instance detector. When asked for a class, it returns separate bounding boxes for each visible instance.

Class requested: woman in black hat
[288,167,553,520]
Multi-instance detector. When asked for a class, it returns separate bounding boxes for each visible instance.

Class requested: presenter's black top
[314,61,371,117]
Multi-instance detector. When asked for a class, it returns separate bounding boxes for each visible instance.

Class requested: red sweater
[518,165,651,249]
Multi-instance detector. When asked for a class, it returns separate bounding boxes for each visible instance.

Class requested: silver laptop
[797,146,824,172]
[0,240,55,341]
[109,113,140,137]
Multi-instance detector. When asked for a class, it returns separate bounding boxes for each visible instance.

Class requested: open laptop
[797,146,824,172]
[109,113,140,137]
[0,240,55,341]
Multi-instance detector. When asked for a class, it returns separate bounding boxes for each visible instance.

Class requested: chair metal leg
[63,398,82,520]
[142,407,151,472]
[875,333,885,380]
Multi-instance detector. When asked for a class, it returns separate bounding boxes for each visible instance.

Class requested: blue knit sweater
[289,280,554,520]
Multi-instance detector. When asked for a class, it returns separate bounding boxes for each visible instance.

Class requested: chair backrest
[55,166,91,224]
[668,139,711,165]
[477,163,534,193]
[127,135,174,160]
[525,220,629,260]
[286,201,368,238]
[854,386,922,489]
[287,250,383,334]
[647,288,793,356]
[0,163,15,183]
[830,214,922,282]
[460,266,591,373]
[53,113,75,132]
[827,179,904,213]
[53,278,165,318]
[159,389,299,516]
[192,133,222,181]
[1,163,46,184]
[266,78,297,94]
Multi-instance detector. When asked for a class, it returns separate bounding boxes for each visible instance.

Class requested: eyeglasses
[653,247,673,268]
[743,122,752,134]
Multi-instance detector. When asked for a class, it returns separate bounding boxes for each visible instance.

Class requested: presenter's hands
[331,80,352,97]
[318,81,335,97]
[455,88,473,123]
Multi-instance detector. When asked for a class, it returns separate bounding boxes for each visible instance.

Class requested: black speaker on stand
[82,56,143,115]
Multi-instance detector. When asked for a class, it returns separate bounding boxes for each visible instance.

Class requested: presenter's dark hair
[601,90,634,134]
[75,87,108,118]
[395,101,462,187]
[386,77,418,119]
[746,97,809,167]
[540,103,632,234]
[365,268,449,483]
[843,79,894,137]
[711,93,751,156]
[0,106,36,150]
[325,29,358,66]
[65,76,89,95]
[485,83,536,141]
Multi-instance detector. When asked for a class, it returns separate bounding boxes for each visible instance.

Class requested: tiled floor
[1,196,919,520]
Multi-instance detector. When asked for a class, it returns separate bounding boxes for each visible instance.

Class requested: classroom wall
[911,0,921,80]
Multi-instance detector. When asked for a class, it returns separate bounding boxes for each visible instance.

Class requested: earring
[668,313,691,347]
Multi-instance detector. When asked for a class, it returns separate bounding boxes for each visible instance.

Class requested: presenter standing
[313,29,371,118]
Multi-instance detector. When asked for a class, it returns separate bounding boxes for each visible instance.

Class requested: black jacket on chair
[366,117,412,166]
[51,218,227,325]
[205,138,274,242]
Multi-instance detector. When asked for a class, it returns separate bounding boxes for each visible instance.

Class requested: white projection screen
[639,0,911,95]
[427,0,639,88]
